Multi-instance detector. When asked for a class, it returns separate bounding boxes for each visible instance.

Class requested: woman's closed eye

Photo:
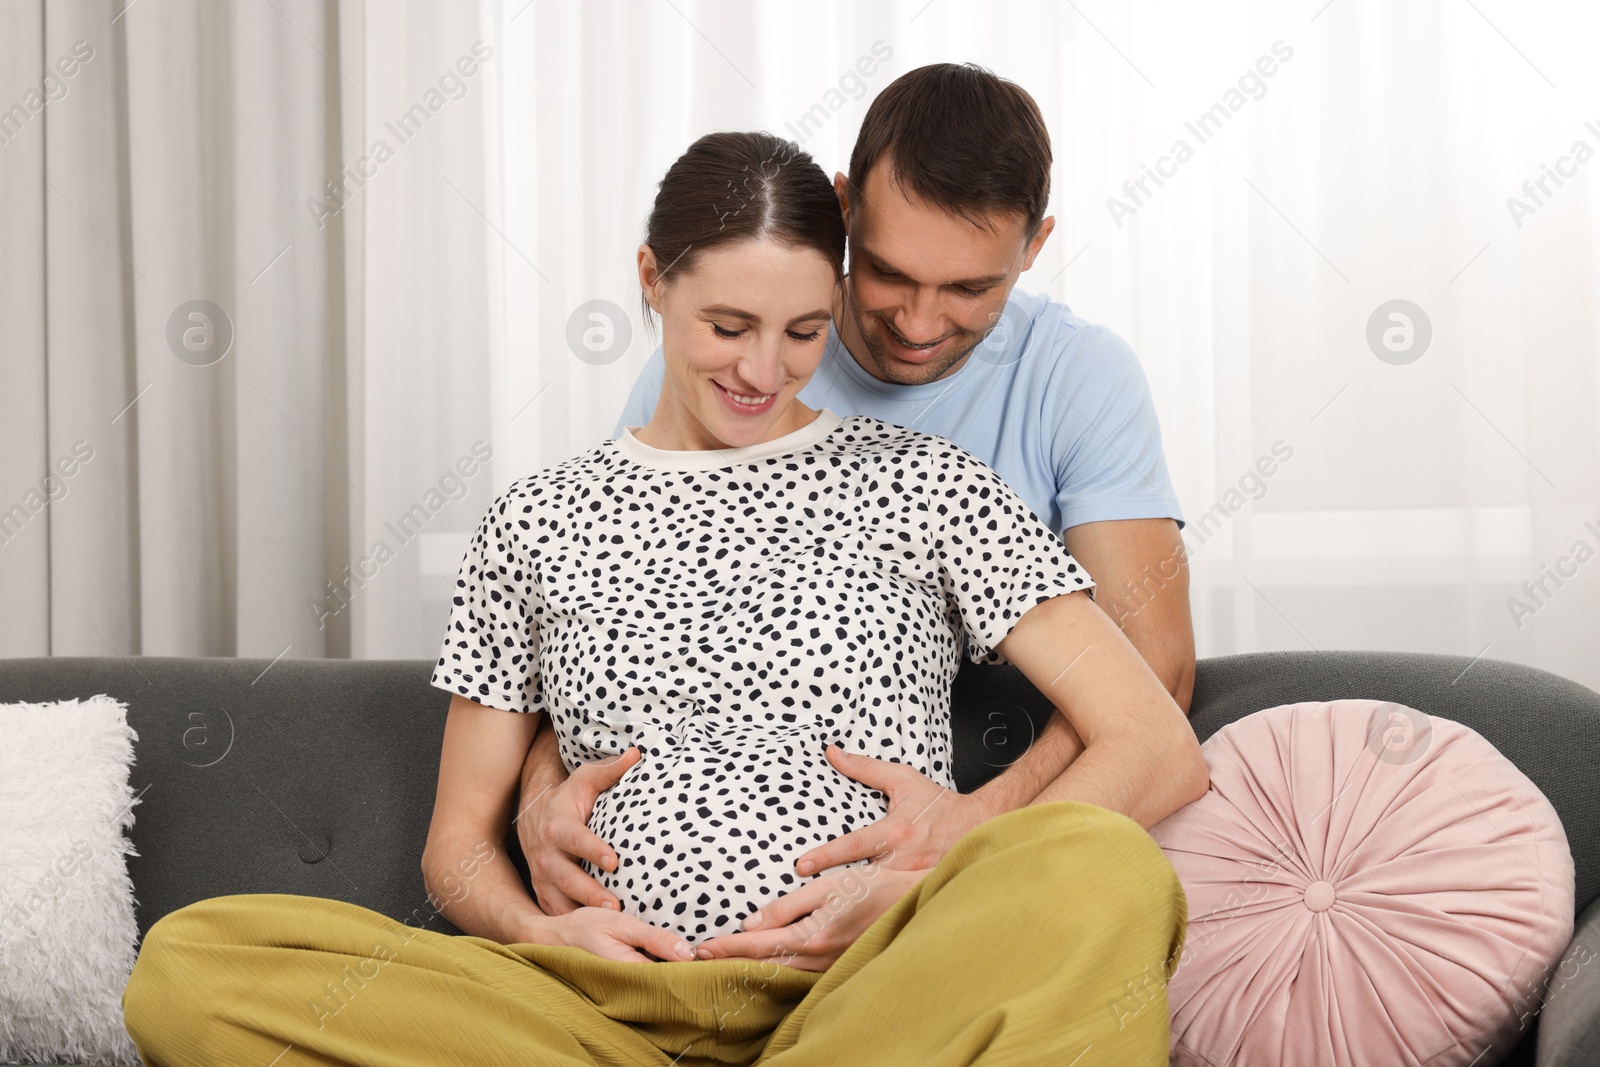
[712,323,824,342]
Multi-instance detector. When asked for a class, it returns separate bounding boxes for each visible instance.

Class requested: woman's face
[638,238,836,451]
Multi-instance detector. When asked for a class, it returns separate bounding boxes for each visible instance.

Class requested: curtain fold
[2,0,1597,691]
[499,0,1600,691]
[0,0,501,662]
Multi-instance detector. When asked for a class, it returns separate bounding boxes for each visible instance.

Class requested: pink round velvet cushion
[1150,699,1575,1067]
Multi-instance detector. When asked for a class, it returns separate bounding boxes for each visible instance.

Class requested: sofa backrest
[2,649,1595,942]
[956,649,1600,919]
[1,657,455,938]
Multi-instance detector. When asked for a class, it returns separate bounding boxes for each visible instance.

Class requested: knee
[122,900,236,1052]
[955,802,1184,915]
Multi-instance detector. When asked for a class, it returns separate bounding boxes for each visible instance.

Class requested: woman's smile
[713,380,776,416]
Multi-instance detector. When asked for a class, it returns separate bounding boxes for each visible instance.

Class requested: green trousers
[122,801,1185,1066]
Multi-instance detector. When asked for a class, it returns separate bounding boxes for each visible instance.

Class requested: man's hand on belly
[517,734,638,914]
[792,745,993,876]
[692,862,928,971]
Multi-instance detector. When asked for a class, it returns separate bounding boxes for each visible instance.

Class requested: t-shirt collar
[616,408,844,471]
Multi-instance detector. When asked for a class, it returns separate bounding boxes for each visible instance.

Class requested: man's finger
[549,860,621,911]
[743,882,829,931]
[533,881,581,916]
[823,744,915,793]
[555,820,619,871]
[606,947,653,963]
[572,746,641,793]
[795,828,887,877]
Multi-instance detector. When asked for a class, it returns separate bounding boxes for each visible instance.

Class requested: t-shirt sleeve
[430,489,548,714]
[1048,324,1186,532]
[610,343,667,439]
[932,449,1097,665]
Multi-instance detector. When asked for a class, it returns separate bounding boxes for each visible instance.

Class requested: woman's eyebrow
[700,304,832,326]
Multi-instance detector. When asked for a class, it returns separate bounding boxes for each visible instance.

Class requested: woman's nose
[735,347,787,395]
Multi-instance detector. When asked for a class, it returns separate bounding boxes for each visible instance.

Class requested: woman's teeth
[723,386,772,405]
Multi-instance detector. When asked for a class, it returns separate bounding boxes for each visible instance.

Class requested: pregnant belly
[582,724,890,945]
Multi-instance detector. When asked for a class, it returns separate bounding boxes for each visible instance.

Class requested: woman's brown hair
[642,131,845,324]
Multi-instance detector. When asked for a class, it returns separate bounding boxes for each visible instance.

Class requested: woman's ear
[637,244,665,315]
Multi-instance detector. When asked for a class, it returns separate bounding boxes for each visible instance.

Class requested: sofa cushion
[1151,700,1575,1067]
[0,695,142,1066]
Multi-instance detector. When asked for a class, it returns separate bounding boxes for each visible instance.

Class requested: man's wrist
[967,772,1030,820]
[969,713,1084,814]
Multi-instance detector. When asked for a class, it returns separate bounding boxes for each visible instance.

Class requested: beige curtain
[0,0,501,661]
[502,0,1600,692]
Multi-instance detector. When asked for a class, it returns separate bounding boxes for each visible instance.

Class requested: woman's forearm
[994,591,1208,827]
[422,829,559,945]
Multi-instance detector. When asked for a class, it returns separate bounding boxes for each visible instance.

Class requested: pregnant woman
[122,133,1207,1066]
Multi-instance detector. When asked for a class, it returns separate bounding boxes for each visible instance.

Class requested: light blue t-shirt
[610,287,1184,537]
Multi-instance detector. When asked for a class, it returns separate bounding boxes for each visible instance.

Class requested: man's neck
[832,281,877,380]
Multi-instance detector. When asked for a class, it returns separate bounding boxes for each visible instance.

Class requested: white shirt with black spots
[431,409,1095,945]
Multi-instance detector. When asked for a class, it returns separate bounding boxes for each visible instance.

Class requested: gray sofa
[2,650,1596,1066]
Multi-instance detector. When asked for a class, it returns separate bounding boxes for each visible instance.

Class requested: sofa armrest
[1538,896,1600,1066]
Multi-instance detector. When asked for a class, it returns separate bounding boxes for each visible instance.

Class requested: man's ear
[637,243,665,314]
[833,172,851,230]
[1019,215,1056,273]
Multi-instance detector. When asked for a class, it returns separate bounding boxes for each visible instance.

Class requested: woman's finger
[697,923,827,962]
[606,914,695,962]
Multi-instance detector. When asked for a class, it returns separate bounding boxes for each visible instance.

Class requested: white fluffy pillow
[0,695,142,1066]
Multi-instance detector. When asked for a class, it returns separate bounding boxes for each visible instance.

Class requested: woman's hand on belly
[691,861,928,971]
[536,906,698,963]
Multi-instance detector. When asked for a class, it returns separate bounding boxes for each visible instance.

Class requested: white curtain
[0,0,500,662]
[500,0,1600,691]
[4,0,1597,692]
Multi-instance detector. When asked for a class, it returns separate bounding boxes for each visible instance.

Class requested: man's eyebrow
[700,304,832,326]
[856,245,1008,289]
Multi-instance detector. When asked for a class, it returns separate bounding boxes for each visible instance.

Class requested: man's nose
[891,286,946,342]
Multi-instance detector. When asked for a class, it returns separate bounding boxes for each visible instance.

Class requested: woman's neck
[631,397,822,453]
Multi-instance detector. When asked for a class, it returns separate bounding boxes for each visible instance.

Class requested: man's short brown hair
[848,62,1052,235]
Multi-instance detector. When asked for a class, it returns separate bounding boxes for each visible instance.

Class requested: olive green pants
[122,802,1185,1066]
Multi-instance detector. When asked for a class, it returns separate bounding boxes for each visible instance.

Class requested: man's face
[835,163,1054,385]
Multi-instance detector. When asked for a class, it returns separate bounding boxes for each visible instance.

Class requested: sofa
[2,649,1596,1066]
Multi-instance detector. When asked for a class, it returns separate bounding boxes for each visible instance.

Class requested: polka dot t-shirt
[431,410,1094,944]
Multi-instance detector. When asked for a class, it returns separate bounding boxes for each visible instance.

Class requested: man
[516,62,1192,967]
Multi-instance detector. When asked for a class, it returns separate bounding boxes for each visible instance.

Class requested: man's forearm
[1063,519,1197,714]
[519,715,569,806]
[968,711,1086,816]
